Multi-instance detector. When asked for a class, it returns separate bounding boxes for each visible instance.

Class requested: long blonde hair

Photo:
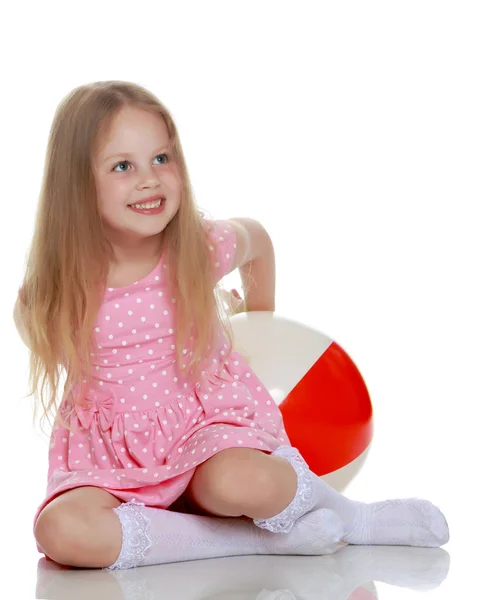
[19,80,235,434]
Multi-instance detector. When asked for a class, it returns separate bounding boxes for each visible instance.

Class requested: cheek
[97,183,126,216]
[98,198,125,228]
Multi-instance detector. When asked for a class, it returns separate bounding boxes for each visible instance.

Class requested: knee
[34,504,86,566]
[191,449,281,514]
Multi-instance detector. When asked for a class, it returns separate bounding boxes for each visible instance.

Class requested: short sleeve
[205,219,237,282]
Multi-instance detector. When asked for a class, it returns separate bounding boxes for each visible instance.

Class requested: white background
[1,1,477,598]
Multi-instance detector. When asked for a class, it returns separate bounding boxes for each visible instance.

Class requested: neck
[108,234,163,265]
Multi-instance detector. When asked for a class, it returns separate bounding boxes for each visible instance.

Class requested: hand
[218,288,246,317]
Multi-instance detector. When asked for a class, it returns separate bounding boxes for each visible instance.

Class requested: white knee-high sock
[254,446,449,547]
[310,473,450,546]
[105,499,345,570]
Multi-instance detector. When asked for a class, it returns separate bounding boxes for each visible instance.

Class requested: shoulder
[202,217,273,276]
[226,218,273,270]
[200,218,236,279]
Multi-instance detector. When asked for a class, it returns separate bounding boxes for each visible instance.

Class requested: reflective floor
[34,546,452,599]
[34,546,454,599]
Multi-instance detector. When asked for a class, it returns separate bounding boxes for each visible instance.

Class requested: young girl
[14,80,449,571]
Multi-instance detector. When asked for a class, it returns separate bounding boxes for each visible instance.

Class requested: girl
[14,80,449,571]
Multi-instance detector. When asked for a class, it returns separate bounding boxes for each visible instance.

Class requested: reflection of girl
[35,546,450,599]
[15,80,448,570]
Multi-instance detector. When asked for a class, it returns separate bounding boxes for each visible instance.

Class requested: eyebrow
[103,146,170,163]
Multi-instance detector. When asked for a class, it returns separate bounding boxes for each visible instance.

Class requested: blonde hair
[19,80,235,434]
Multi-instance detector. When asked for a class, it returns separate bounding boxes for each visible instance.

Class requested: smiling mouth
[128,198,165,209]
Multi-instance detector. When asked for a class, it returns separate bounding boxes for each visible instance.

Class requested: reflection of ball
[230,312,373,491]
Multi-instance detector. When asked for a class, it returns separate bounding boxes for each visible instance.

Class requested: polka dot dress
[33,219,291,537]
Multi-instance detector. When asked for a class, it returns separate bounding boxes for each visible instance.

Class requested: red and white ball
[230,311,373,491]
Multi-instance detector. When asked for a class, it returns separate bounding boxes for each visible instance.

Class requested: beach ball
[230,312,373,491]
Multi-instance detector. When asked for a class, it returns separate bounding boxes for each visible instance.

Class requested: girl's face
[93,107,182,248]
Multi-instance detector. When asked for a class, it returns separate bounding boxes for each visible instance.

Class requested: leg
[34,486,122,568]
[255,446,449,547]
[104,447,346,570]
[185,447,298,519]
[309,471,450,546]
[185,446,327,538]
[106,499,345,570]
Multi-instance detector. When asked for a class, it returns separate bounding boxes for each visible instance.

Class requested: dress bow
[75,387,117,431]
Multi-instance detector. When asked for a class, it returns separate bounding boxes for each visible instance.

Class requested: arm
[226,218,276,312]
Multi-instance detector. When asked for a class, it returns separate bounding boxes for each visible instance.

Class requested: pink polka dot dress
[33,219,291,539]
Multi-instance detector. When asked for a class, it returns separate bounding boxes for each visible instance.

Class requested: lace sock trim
[104,498,152,570]
[253,445,314,534]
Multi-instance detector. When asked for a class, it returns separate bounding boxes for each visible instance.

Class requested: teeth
[130,199,163,209]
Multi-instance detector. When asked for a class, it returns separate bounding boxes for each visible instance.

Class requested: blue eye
[113,153,169,172]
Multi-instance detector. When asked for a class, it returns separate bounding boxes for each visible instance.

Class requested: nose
[137,165,162,189]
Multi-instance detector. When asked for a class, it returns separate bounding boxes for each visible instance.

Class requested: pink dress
[33,220,290,544]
